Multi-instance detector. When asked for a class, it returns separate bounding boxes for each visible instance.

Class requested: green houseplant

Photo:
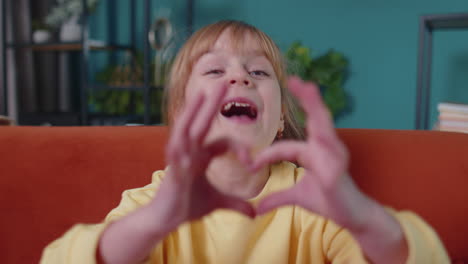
[90,51,168,123]
[285,41,350,122]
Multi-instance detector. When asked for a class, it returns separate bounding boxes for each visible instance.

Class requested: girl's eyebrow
[198,51,220,61]
[196,54,220,67]
[197,49,268,66]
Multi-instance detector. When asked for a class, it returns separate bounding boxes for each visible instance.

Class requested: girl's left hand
[250,76,371,230]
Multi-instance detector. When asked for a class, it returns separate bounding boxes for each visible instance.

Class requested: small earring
[276,129,284,140]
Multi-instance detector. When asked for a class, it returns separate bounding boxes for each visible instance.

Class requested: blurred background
[1,0,468,129]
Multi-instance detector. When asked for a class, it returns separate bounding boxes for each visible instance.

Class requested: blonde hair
[164,20,305,141]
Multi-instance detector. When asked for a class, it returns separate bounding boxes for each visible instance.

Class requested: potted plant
[285,41,350,123]
[90,51,170,124]
[45,0,100,42]
[32,20,52,43]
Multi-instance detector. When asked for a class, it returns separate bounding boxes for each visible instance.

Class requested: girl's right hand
[149,82,255,231]
[98,83,254,264]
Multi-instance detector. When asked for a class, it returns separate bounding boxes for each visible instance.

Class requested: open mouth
[220,99,258,121]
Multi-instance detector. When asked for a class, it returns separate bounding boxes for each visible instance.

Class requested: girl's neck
[206,155,270,200]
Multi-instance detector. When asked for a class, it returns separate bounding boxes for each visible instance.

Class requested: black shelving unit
[415,13,468,130]
[1,0,194,126]
[1,0,7,117]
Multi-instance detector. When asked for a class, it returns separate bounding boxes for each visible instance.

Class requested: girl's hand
[98,83,255,264]
[251,77,409,264]
[152,82,255,230]
[251,76,370,230]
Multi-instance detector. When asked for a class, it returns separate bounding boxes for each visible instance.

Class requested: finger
[250,140,304,172]
[287,76,335,138]
[189,83,229,144]
[218,195,256,218]
[256,188,298,215]
[167,93,205,160]
[172,92,205,143]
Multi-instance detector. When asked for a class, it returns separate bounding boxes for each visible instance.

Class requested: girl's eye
[250,70,269,77]
[205,69,224,75]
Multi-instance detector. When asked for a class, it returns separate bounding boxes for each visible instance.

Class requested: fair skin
[98,30,408,264]
[185,34,283,198]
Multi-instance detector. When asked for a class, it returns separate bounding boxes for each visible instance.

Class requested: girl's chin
[206,129,273,150]
[207,130,255,144]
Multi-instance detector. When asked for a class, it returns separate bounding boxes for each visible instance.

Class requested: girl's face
[185,29,284,151]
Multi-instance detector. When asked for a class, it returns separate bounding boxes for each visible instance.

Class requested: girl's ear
[275,112,285,141]
[279,108,285,132]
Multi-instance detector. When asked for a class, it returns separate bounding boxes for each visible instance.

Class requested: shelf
[89,113,142,120]
[1,0,193,125]
[18,112,81,126]
[6,42,132,51]
[18,112,159,126]
[424,13,468,30]
[90,84,164,92]
[88,113,161,126]
[416,12,468,129]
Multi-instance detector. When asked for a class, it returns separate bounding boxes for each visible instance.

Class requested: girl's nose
[229,79,250,86]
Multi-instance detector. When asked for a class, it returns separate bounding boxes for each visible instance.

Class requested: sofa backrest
[0,126,467,263]
[338,128,468,263]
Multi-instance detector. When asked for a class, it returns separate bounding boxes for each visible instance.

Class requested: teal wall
[90,0,468,129]
[194,0,468,129]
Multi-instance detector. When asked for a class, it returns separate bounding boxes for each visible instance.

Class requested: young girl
[41,20,449,264]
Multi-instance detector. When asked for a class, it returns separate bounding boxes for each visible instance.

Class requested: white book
[439,112,468,122]
[439,120,468,128]
[438,127,468,134]
[438,102,468,115]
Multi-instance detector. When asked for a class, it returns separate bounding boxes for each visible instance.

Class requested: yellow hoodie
[41,162,449,263]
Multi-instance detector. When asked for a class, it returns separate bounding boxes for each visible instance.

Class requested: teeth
[235,102,250,107]
[224,101,251,111]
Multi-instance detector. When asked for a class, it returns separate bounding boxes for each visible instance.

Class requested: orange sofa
[1,126,467,263]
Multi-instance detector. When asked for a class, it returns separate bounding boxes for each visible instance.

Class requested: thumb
[256,189,298,215]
